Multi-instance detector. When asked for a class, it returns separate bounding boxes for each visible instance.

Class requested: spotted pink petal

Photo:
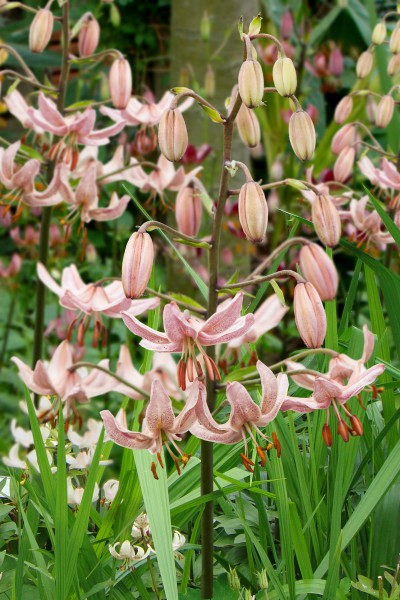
[361,324,375,363]
[198,313,255,346]
[336,364,385,402]
[171,379,202,434]
[1,141,20,184]
[226,381,261,431]
[81,120,126,145]
[37,262,63,297]
[143,379,175,435]
[201,293,244,336]
[11,356,54,396]
[281,395,324,413]
[120,296,160,318]
[85,193,130,223]
[61,264,86,294]
[285,360,316,391]
[121,311,170,344]
[75,162,98,210]
[72,107,96,137]
[38,93,66,129]
[258,372,289,426]
[101,410,153,449]
[163,302,198,342]
[47,340,74,393]
[115,345,144,400]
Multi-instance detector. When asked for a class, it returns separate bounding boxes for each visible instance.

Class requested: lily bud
[334,96,353,124]
[289,110,316,161]
[294,282,327,349]
[238,58,264,108]
[236,104,261,148]
[29,9,54,53]
[272,56,297,97]
[333,146,355,182]
[375,95,395,128]
[311,194,341,247]
[388,54,400,76]
[390,25,400,54]
[109,58,132,109]
[238,181,268,243]
[122,232,154,299]
[175,183,202,237]
[372,22,386,45]
[356,51,373,78]
[158,108,188,162]
[79,13,100,57]
[299,243,338,301]
[331,123,357,155]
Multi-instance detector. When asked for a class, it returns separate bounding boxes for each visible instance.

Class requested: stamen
[240,453,255,473]
[350,415,363,436]
[337,419,349,443]
[151,462,159,480]
[272,432,281,458]
[322,423,332,447]
[186,356,194,382]
[256,445,266,467]
[157,452,164,468]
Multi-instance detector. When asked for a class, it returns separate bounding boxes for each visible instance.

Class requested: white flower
[131,512,151,541]
[68,418,103,449]
[109,540,150,562]
[103,479,119,503]
[67,478,99,506]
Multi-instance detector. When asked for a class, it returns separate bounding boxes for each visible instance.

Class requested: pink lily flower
[37,262,159,346]
[11,340,116,421]
[100,90,193,128]
[121,292,255,389]
[0,253,22,278]
[4,90,44,134]
[190,361,288,471]
[27,93,126,146]
[101,378,209,476]
[348,196,394,249]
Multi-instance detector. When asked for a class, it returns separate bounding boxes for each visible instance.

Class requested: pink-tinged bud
[79,13,100,57]
[109,58,132,109]
[294,281,326,349]
[375,95,395,128]
[273,56,297,97]
[29,9,54,53]
[236,104,261,148]
[238,58,264,108]
[390,25,400,54]
[322,424,332,447]
[329,46,344,77]
[299,243,338,301]
[334,96,353,124]
[312,194,341,247]
[122,232,154,298]
[356,51,373,78]
[175,183,202,237]
[331,123,357,155]
[158,108,188,162]
[289,110,316,161]
[238,181,268,243]
[281,10,294,39]
[388,54,400,76]
[372,22,386,45]
[333,146,355,182]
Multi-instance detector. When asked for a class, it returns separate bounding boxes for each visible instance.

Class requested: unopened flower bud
[331,123,357,155]
[175,183,202,237]
[375,94,395,128]
[294,281,326,349]
[311,194,341,247]
[204,64,215,98]
[109,58,132,109]
[356,51,373,78]
[281,11,294,39]
[238,181,268,243]
[257,569,269,590]
[388,54,400,76]
[372,22,386,45]
[322,424,332,447]
[122,232,154,298]
[79,13,100,57]
[289,110,316,161]
[334,96,353,124]
[333,146,355,182]
[299,243,338,301]
[350,415,363,436]
[273,56,297,97]
[228,568,241,592]
[158,108,188,162]
[200,10,211,42]
[337,420,349,443]
[390,25,400,53]
[238,58,264,108]
[329,46,344,77]
[236,104,261,148]
[29,9,54,53]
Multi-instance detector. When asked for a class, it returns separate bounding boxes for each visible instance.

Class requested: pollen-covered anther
[241,453,255,473]
[151,462,159,480]
[256,445,266,467]
[272,431,281,457]
[337,419,349,443]
[322,423,333,447]
[349,415,363,436]
[157,451,164,469]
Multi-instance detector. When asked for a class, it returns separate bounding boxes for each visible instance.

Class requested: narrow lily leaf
[55,409,68,600]
[134,449,178,600]
[270,279,286,306]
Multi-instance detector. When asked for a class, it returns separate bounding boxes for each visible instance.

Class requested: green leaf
[248,13,262,36]
[199,104,226,123]
[363,185,400,247]
[270,279,286,306]
[55,410,68,600]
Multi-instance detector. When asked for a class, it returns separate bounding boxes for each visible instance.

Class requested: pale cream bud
[294,282,327,348]
[334,96,353,124]
[388,54,400,76]
[390,25,400,53]
[311,194,341,247]
[175,183,202,237]
[333,146,355,182]
[372,22,386,45]
[29,9,54,53]
[356,51,373,78]
[289,110,316,161]
[122,232,154,299]
[236,104,261,148]
[109,58,132,109]
[238,181,268,243]
[79,13,100,57]
[299,243,338,301]
[331,123,357,155]
[158,108,188,162]
[204,64,215,98]
[273,56,297,97]
[238,58,264,108]
[375,94,395,128]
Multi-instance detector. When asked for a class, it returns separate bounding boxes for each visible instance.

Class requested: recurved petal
[163,302,198,342]
[280,395,323,413]
[84,192,130,223]
[11,356,54,396]
[37,262,63,297]
[100,410,153,449]
[284,360,316,391]
[144,379,175,434]
[171,379,202,434]
[361,324,375,363]
[121,311,170,344]
[337,364,385,402]
[226,381,261,431]
[201,293,244,336]
[199,313,255,346]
